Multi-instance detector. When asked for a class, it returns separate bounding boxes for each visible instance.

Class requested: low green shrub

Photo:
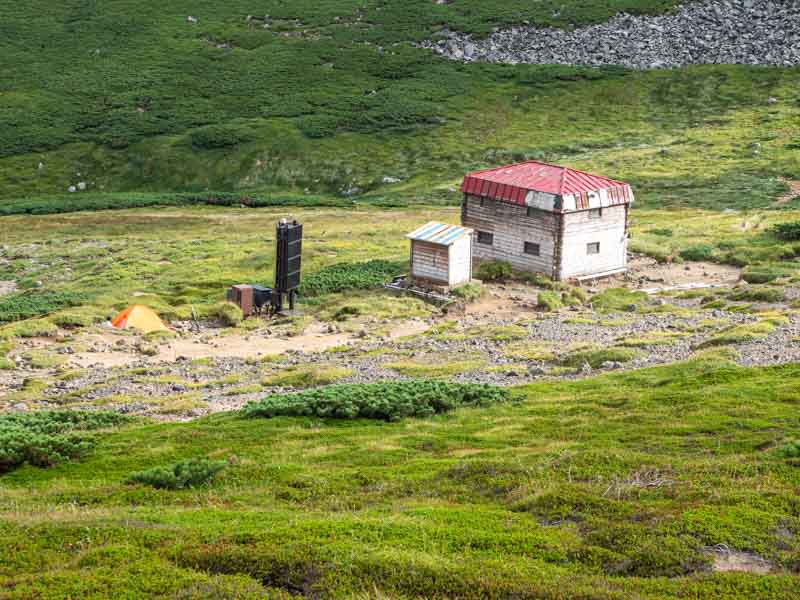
[300,260,406,297]
[537,291,563,311]
[263,365,353,388]
[590,288,648,312]
[127,457,228,490]
[206,302,243,327]
[475,261,513,282]
[0,319,59,338]
[568,287,589,304]
[0,411,129,473]
[741,266,790,284]
[647,228,674,237]
[770,221,800,241]
[189,124,252,149]
[51,312,95,328]
[679,244,715,262]
[244,380,510,421]
[728,287,785,303]
[451,282,483,302]
[776,440,800,458]
[0,291,86,323]
[695,321,776,348]
[559,347,642,369]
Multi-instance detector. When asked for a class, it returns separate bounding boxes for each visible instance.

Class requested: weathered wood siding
[558,204,627,279]
[410,240,449,285]
[447,235,472,286]
[462,194,558,276]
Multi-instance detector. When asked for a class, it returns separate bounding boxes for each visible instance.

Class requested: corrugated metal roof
[460,161,633,211]
[407,222,472,246]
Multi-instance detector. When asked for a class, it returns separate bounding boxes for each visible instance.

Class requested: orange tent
[111,305,168,333]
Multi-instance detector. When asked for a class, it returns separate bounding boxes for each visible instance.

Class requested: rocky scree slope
[422,0,800,69]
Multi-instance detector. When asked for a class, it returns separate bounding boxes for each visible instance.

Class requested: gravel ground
[16,298,798,420]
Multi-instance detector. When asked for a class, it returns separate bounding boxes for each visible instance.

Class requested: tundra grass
[2,360,800,597]
[0,204,799,347]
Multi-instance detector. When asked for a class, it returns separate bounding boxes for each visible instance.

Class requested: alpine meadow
[2,1,800,599]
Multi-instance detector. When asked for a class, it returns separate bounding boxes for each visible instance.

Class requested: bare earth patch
[0,280,17,296]
[708,546,773,574]
[775,179,800,205]
[611,256,741,294]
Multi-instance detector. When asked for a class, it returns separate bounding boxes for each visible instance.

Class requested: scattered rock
[421,0,800,69]
[601,361,623,369]
[186,15,198,24]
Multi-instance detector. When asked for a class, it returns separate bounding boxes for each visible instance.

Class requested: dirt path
[775,179,800,205]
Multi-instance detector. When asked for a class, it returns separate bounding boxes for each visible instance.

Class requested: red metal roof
[460,161,633,211]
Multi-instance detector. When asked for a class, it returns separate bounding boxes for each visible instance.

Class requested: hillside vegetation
[1,1,799,210]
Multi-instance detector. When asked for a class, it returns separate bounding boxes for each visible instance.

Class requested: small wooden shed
[407,222,473,289]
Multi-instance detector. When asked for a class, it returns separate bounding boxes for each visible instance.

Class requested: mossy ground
[2,359,800,597]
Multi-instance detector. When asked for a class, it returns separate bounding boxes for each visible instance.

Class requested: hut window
[589,208,602,219]
[526,206,539,218]
[477,231,493,245]
[587,242,600,255]
[523,242,540,256]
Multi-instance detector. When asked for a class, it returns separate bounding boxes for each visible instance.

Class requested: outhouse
[406,222,473,289]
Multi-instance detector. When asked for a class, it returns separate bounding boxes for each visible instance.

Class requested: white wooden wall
[558,204,627,279]
[410,240,450,285]
[448,235,472,286]
[462,194,558,276]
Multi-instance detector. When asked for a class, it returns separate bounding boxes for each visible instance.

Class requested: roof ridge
[558,168,568,195]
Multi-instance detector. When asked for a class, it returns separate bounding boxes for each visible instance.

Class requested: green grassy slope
[2,1,799,209]
[2,359,800,597]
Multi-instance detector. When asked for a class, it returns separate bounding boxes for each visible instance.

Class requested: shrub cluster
[679,244,715,262]
[777,440,800,458]
[127,457,228,490]
[450,282,483,302]
[0,411,129,473]
[0,192,352,217]
[770,221,800,242]
[189,124,252,149]
[244,380,511,422]
[206,302,243,327]
[0,291,86,323]
[299,260,406,297]
[475,261,513,282]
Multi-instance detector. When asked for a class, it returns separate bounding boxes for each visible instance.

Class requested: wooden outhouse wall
[462,194,559,277]
[558,204,627,279]
[410,240,450,285]
[447,235,472,286]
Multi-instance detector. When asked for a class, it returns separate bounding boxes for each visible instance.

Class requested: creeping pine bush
[770,221,800,241]
[299,260,406,297]
[0,411,129,473]
[0,291,86,323]
[679,244,715,262]
[475,261,513,282]
[776,440,800,458]
[127,457,228,490]
[244,380,511,422]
